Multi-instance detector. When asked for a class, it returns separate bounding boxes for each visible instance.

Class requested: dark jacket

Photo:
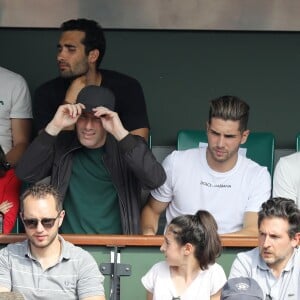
[16,131,166,234]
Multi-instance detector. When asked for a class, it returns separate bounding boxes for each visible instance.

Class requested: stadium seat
[296,133,300,151]
[177,129,275,176]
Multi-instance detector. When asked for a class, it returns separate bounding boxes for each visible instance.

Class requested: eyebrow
[57,43,77,49]
[209,128,238,138]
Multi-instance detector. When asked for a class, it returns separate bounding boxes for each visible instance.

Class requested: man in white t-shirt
[273,151,300,206]
[141,95,271,235]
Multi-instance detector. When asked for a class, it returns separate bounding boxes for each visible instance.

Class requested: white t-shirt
[141,261,226,300]
[0,66,32,153]
[151,147,271,234]
[273,151,300,206]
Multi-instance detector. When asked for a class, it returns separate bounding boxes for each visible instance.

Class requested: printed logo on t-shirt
[200,181,231,188]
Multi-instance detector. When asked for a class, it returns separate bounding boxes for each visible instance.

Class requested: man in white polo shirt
[0,183,105,300]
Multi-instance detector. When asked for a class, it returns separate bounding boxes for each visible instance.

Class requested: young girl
[142,210,226,300]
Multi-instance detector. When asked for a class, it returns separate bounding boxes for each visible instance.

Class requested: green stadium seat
[296,133,300,151]
[177,129,275,176]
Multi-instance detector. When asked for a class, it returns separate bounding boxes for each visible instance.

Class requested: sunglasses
[22,211,61,229]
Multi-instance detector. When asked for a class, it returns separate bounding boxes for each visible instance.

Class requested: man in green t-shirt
[17,86,166,234]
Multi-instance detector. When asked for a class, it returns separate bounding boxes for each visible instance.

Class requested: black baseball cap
[77,85,115,112]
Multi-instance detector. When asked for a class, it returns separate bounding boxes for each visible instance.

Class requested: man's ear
[88,49,100,63]
[291,232,300,247]
[240,129,250,145]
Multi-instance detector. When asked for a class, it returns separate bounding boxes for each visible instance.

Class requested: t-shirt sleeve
[210,264,227,295]
[245,166,271,212]
[141,265,156,293]
[273,157,297,201]
[10,75,32,119]
[150,152,176,203]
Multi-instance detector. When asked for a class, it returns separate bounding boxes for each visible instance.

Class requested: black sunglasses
[22,212,61,229]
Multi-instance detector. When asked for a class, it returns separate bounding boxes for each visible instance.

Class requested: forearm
[119,135,166,189]
[141,205,160,235]
[5,142,30,167]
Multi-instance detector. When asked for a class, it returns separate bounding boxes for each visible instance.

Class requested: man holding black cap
[16,85,166,234]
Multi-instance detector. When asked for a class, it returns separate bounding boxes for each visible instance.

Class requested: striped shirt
[0,236,105,299]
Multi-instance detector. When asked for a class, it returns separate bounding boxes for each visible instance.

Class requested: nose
[216,135,225,147]
[262,235,271,248]
[160,243,165,253]
[36,221,45,232]
[57,48,66,62]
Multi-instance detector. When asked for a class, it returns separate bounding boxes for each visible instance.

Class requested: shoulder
[236,247,259,264]
[35,77,69,93]
[0,66,28,87]
[277,151,300,167]
[62,239,96,262]
[101,69,142,89]
[165,148,201,162]
[1,240,27,257]
[239,155,270,176]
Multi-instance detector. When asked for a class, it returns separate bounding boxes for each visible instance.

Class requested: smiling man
[0,183,105,300]
[229,197,300,299]
[141,95,271,235]
[16,86,165,234]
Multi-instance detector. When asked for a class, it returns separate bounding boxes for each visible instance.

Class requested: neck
[268,251,295,278]
[29,236,61,261]
[171,260,200,282]
[85,69,102,86]
[206,150,238,172]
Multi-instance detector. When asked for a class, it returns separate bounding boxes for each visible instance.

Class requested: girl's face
[160,227,185,266]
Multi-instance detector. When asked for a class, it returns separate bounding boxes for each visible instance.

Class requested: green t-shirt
[61,147,122,234]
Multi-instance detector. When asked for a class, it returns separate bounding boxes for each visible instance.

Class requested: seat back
[296,133,300,151]
[177,129,275,176]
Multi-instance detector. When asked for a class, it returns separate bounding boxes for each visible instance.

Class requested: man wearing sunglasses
[16,85,165,235]
[0,183,105,299]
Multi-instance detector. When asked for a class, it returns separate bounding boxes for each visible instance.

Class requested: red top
[0,169,21,233]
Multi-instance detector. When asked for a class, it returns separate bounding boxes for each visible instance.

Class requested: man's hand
[93,107,129,141]
[45,103,85,136]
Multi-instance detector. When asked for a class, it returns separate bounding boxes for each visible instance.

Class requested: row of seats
[177,130,276,176]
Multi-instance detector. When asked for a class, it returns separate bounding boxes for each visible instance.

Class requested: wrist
[45,122,62,136]
[114,129,129,141]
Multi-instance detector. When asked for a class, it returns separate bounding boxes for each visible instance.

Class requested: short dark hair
[169,210,222,270]
[208,95,250,132]
[20,183,63,213]
[258,197,300,238]
[61,18,106,67]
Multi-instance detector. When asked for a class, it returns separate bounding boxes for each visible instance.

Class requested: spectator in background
[16,86,165,234]
[141,210,226,300]
[141,95,271,236]
[0,183,105,299]
[229,197,300,299]
[34,18,149,140]
[0,66,32,233]
[273,151,300,206]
